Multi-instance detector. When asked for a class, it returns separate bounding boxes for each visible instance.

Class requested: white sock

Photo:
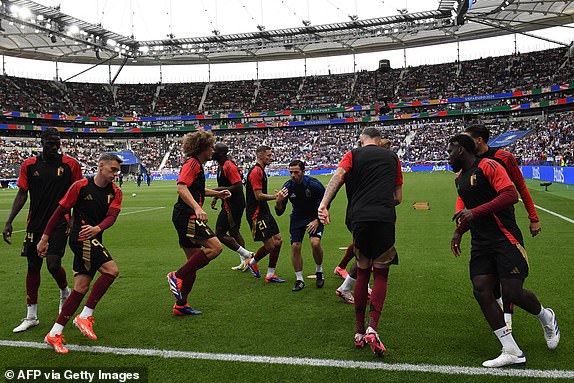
[27,304,38,319]
[494,326,522,355]
[504,313,513,326]
[60,286,70,297]
[339,276,356,292]
[79,306,94,319]
[315,264,323,273]
[536,305,551,324]
[249,257,258,266]
[266,268,275,278]
[236,246,251,259]
[50,323,64,336]
[295,271,304,281]
[496,297,503,307]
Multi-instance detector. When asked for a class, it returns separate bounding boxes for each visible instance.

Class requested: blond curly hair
[182,131,215,157]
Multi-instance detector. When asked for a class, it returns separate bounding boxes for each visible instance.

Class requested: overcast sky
[1,0,571,83]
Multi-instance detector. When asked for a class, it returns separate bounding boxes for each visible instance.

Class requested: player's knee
[472,285,490,304]
[274,236,283,248]
[291,242,302,251]
[211,241,223,256]
[310,241,322,251]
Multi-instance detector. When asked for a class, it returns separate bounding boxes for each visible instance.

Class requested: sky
[1,0,571,83]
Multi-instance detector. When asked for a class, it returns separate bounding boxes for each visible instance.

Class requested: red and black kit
[245,163,279,241]
[215,159,245,234]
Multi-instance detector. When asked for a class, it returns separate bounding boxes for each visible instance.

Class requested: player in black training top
[244,145,285,283]
[211,142,254,271]
[448,134,559,368]
[3,128,82,334]
[319,127,402,357]
[275,160,326,291]
[167,132,231,317]
[38,153,123,354]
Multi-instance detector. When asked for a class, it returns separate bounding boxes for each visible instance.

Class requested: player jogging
[167,132,231,316]
[319,128,403,357]
[40,153,123,354]
[244,145,285,283]
[3,128,81,333]
[448,134,559,368]
[211,142,254,271]
[465,125,541,330]
[275,160,326,291]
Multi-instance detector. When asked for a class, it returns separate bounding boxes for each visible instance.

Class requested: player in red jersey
[465,125,541,330]
[244,145,285,283]
[319,128,402,357]
[3,128,82,333]
[211,142,254,271]
[167,132,231,316]
[448,134,559,368]
[38,153,123,354]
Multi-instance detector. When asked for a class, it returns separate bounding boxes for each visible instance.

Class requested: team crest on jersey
[470,173,477,187]
[305,189,311,198]
[107,194,114,204]
[57,166,64,176]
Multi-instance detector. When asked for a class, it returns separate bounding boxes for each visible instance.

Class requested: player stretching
[319,128,402,357]
[167,132,230,315]
[275,160,326,291]
[39,153,123,354]
[211,142,254,271]
[244,145,285,283]
[3,128,81,333]
[448,134,559,368]
[465,125,541,330]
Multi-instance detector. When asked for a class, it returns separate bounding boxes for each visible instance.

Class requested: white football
[132,193,137,197]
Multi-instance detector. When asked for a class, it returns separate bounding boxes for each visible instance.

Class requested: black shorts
[70,238,113,278]
[21,224,67,259]
[290,218,324,244]
[470,242,529,280]
[173,209,216,248]
[352,221,397,263]
[249,215,280,242]
[215,206,244,235]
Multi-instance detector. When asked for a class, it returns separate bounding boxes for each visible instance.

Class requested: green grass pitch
[0,172,572,382]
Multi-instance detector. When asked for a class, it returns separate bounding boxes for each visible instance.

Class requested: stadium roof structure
[0,0,573,67]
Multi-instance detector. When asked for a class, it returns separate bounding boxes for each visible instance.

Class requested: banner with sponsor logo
[520,166,574,185]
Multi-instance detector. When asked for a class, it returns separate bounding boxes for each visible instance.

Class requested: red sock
[177,274,196,306]
[254,246,269,262]
[56,290,85,326]
[354,267,371,334]
[368,268,389,331]
[268,246,280,269]
[50,267,68,289]
[175,250,209,279]
[26,270,41,305]
[339,243,355,269]
[85,273,116,309]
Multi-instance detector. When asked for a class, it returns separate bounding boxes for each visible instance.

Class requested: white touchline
[10,207,166,234]
[0,340,572,379]
[519,199,574,224]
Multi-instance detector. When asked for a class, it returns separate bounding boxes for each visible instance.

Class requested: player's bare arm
[212,182,242,194]
[318,167,346,224]
[394,185,403,206]
[254,188,278,201]
[177,183,208,221]
[3,188,28,244]
[205,189,231,199]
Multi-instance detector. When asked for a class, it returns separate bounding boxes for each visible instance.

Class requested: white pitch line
[10,207,166,234]
[0,340,572,379]
[530,203,574,224]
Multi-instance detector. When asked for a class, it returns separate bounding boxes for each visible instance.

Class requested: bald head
[213,142,229,163]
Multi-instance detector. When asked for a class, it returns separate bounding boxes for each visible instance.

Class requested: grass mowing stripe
[0,340,572,380]
[9,207,167,234]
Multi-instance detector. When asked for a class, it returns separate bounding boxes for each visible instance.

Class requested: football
[131,193,137,197]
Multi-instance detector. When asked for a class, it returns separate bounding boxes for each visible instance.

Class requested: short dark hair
[288,159,305,171]
[41,127,60,141]
[256,145,272,155]
[360,127,381,139]
[449,134,477,154]
[465,125,490,142]
[99,153,123,164]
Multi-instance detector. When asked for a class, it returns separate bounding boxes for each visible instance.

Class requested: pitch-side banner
[521,166,574,185]
[488,130,532,148]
